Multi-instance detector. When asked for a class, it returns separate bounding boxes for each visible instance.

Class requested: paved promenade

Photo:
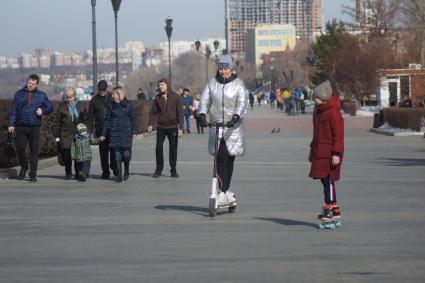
[1,105,424,282]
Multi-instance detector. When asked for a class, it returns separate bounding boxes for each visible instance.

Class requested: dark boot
[123,161,130,181]
[115,161,122,183]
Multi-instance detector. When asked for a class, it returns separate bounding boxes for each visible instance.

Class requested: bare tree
[343,0,401,38]
[401,0,425,65]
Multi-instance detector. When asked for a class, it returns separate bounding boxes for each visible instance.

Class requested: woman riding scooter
[198,54,248,207]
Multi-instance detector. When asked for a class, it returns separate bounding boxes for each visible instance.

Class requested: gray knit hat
[217,54,234,69]
[313,80,332,101]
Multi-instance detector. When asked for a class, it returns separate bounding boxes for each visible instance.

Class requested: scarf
[68,102,79,122]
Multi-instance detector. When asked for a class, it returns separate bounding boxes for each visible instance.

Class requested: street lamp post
[205,45,211,84]
[111,0,121,86]
[91,0,97,91]
[195,40,213,84]
[213,39,220,63]
[165,18,173,89]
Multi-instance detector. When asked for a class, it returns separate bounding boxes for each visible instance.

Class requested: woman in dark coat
[101,87,137,182]
[56,88,87,180]
[309,81,344,221]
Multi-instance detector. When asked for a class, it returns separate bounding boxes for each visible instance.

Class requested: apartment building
[226,0,323,53]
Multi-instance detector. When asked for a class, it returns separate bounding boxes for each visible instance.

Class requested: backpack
[3,133,16,161]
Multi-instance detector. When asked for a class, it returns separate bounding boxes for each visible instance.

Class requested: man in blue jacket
[8,74,53,182]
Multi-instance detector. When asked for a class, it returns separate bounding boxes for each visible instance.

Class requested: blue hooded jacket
[8,87,53,127]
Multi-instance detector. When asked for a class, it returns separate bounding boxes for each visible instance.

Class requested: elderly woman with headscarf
[55,88,87,180]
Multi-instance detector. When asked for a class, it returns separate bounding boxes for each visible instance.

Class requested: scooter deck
[216,201,237,209]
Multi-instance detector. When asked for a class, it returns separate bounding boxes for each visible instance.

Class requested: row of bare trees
[123,52,257,99]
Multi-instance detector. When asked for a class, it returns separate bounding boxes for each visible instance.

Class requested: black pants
[62,148,77,176]
[99,136,116,176]
[194,117,204,134]
[155,127,178,173]
[16,126,40,178]
[321,176,337,205]
[216,139,235,192]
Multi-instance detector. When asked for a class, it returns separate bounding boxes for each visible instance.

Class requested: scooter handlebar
[207,122,227,128]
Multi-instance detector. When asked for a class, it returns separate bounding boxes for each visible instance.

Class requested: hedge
[382,107,425,131]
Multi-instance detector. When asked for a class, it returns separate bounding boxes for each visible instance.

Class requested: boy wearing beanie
[309,80,344,222]
[71,123,100,181]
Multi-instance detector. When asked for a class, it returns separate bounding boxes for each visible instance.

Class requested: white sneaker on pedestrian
[226,190,236,203]
[218,191,228,205]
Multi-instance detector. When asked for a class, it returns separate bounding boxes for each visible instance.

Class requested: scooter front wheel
[228,206,236,213]
[209,198,217,217]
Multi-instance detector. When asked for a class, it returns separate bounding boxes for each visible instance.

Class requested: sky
[0,0,352,58]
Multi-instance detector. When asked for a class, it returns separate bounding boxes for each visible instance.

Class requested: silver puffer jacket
[199,74,248,156]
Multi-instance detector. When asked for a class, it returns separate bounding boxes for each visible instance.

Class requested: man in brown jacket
[148,78,184,178]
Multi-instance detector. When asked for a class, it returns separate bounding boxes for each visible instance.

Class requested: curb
[2,132,155,180]
[369,128,425,137]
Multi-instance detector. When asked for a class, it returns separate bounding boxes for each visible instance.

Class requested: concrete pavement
[0,105,424,282]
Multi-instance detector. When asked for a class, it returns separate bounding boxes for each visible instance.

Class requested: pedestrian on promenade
[269,90,276,109]
[192,94,204,134]
[100,87,137,182]
[148,78,184,178]
[198,54,248,205]
[87,80,117,179]
[181,88,193,134]
[249,91,255,110]
[309,80,344,221]
[55,88,87,180]
[8,74,53,182]
[293,88,302,115]
[71,123,100,182]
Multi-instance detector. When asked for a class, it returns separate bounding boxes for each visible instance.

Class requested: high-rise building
[20,53,33,69]
[226,0,323,53]
[356,0,375,28]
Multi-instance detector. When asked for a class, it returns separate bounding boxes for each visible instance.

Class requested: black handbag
[3,133,16,161]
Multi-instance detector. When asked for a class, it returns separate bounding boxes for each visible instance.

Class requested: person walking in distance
[309,80,344,222]
[198,54,248,205]
[181,88,193,134]
[192,94,204,134]
[55,88,87,180]
[148,78,184,178]
[8,74,53,182]
[87,80,116,179]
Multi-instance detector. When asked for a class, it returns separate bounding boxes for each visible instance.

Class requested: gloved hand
[226,114,240,128]
[199,113,208,127]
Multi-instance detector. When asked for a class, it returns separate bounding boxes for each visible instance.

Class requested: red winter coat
[309,94,344,181]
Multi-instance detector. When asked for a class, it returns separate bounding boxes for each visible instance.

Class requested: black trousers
[155,127,178,173]
[216,139,235,192]
[321,176,337,205]
[194,117,204,134]
[99,136,116,176]
[62,148,77,176]
[16,126,40,178]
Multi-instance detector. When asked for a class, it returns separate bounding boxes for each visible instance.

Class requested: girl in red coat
[309,81,344,221]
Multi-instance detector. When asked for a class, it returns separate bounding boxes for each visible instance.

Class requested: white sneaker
[226,190,237,203]
[218,192,228,205]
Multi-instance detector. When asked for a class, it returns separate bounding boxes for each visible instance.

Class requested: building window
[258,30,268,35]
[258,40,269,47]
[270,40,282,47]
[270,29,281,35]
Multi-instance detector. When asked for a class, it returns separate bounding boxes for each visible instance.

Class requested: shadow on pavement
[375,158,425,166]
[131,173,153,177]
[154,204,210,217]
[37,175,71,180]
[255,217,317,228]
